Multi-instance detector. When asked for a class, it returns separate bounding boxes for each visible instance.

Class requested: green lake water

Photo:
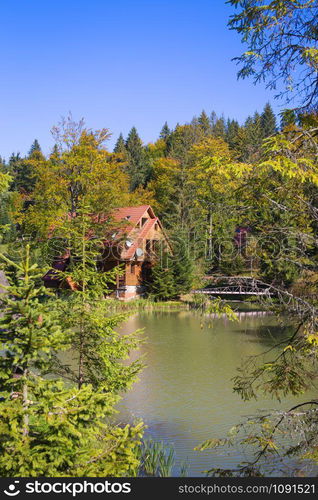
[117,309,317,476]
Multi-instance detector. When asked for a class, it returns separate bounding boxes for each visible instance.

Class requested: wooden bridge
[192,276,275,298]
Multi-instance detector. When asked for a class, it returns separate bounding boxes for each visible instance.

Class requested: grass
[104,297,191,312]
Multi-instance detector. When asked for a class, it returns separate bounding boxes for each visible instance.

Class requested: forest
[0,102,302,297]
[0,0,318,478]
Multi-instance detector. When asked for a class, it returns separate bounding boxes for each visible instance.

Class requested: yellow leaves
[264,439,278,451]
[261,130,318,186]
[283,345,295,352]
[207,298,238,321]
[147,157,181,213]
[0,171,11,194]
[302,48,318,69]
[189,136,232,161]
[243,51,262,59]
[128,186,155,207]
[190,155,252,196]
[305,332,318,346]
[194,438,227,451]
[21,129,133,236]
[261,156,318,185]
[263,363,273,371]
[147,139,166,159]
[152,157,180,176]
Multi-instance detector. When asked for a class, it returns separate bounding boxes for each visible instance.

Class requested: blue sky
[0,0,281,159]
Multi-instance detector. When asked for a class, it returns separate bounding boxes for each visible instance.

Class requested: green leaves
[228,0,318,109]
[0,241,144,476]
[51,207,144,393]
[194,438,228,451]
[0,171,11,195]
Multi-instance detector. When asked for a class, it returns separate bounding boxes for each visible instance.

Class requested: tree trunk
[78,334,84,389]
[22,370,29,437]
[207,211,213,260]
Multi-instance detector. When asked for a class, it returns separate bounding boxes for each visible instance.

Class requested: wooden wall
[125,262,142,286]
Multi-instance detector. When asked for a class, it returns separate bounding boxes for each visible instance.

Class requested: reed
[104,297,190,312]
[139,439,188,477]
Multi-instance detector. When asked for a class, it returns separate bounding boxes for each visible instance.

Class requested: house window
[152,240,161,257]
[130,263,136,274]
[141,217,147,227]
[154,223,158,230]
[146,240,151,254]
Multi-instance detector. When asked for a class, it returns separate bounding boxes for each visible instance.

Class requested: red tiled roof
[112,205,153,225]
[122,217,158,259]
[103,205,170,261]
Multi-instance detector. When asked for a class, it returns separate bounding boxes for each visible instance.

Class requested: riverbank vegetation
[196,0,318,477]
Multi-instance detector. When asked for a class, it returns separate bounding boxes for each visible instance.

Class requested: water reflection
[117,311,316,476]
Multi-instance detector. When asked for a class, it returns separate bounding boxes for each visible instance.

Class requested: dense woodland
[0,102,305,297]
[0,0,318,478]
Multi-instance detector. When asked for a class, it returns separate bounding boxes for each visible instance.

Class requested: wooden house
[103,205,170,300]
[43,205,170,300]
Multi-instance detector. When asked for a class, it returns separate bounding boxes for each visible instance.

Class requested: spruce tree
[0,244,143,476]
[54,209,143,392]
[49,144,60,165]
[0,156,6,171]
[226,119,240,150]
[198,110,211,135]
[126,127,143,160]
[159,122,171,141]
[114,133,127,154]
[260,103,277,137]
[171,233,194,295]
[280,109,297,129]
[10,140,43,194]
[237,112,263,162]
[212,116,226,139]
[125,127,150,190]
[148,254,176,301]
[252,111,263,144]
[210,111,217,128]
[28,139,42,156]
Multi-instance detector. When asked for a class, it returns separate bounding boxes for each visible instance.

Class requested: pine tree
[125,127,150,190]
[0,244,143,476]
[210,111,217,128]
[251,111,263,144]
[0,158,10,193]
[148,254,176,301]
[171,233,194,295]
[0,156,6,170]
[54,209,143,392]
[114,133,127,154]
[226,119,240,150]
[280,109,297,129]
[212,116,226,139]
[10,140,43,194]
[198,110,211,135]
[28,139,42,156]
[159,122,171,141]
[236,112,263,162]
[0,158,15,243]
[49,144,60,165]
[260,103,277,137]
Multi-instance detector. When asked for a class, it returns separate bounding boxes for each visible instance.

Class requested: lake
[117,309,316,476]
